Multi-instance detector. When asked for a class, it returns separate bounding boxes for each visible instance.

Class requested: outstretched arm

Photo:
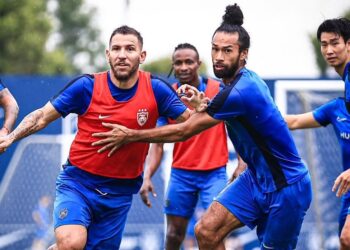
[139,143,164,207]
[0,102,61,153]
[284,112,321,130]
[0,88,19,136]
[92,111,220,156]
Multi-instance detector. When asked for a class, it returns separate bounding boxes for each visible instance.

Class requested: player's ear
[105,49,110,63]
[240,49,248,62]
[140,51,147,64]
[346,38,350,53]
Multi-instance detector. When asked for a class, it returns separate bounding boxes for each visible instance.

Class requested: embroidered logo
[59,208,68,219]
[98,114,111,119]
[137,109,148,126]
[337,116,347,122]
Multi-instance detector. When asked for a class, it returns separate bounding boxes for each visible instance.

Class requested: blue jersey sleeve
[206,85,245,120]
[344,62,350,103]
[313,99,337,126]
[151,76,187,120]
[50,75,94,117]
[156,116,168,127]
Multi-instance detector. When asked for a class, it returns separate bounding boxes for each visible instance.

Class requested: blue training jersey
[314,98,350,173]
[344,62,350,103]
[207,67,308,193]
[51,71,187,194]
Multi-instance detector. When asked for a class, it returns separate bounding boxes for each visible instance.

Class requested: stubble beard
[213,59,240,82]
[109,61,140,82]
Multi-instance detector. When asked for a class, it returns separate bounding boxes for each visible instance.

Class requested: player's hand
[0,127,9,137]
[228,157,248,183]
[0,135,14,154]
[139,178,157,208]
[177,84,210,112]
[333,169,350,197]
[91,123,132,157]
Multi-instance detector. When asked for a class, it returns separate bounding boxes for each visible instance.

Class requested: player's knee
[194,220,218,246]
[166,225,186,246]
[340,233,350,249]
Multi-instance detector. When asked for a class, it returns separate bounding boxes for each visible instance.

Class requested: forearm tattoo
[9,110,44,141]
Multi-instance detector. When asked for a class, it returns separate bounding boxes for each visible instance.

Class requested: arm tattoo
[9,109,44,141]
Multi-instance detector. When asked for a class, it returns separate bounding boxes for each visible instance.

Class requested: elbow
[13,103,19,118]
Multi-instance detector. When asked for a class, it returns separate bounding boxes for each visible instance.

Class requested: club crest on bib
[137,109,148,126]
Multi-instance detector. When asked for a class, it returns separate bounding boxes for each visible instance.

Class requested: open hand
[0,135,14,154]
[333,168,350,197]
[139,178,157,207]
[92,122,131,157]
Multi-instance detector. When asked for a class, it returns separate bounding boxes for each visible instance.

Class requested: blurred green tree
[53,0,106,74]
[0,0,52,74]
[0,0,106,75]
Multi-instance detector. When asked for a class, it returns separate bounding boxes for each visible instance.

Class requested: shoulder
[150,74,175,92]
[205,77,221,86]
[53,74,94,98]
[321,97,341,109]
[67,74,94,89]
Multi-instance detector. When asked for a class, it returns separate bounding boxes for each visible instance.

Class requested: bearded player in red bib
[0,26,193,249]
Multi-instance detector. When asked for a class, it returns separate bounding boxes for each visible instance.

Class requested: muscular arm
[132,111,219,143]
[92,111,220,155]
[174,109,191,123]
[0,102,61,152]
[144,143,165,179]
[284,112,321,130]
[0,89,19,136]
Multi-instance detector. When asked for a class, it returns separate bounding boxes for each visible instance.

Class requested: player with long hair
[92,4,312,249]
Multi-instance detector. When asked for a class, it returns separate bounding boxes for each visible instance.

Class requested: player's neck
[222,65,244,85]
[110,70,139,89]
[182,76,200,88]
[334,60,349,78]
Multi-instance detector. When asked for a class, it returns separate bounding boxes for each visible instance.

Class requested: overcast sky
[85,0,350,78]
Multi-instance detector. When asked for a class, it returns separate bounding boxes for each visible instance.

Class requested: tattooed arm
[0,102,61,153]
[0,88,19,137]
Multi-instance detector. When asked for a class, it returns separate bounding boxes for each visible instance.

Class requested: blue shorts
[216,170,312,250]
[164,167,227,218]
[53,171,133,249]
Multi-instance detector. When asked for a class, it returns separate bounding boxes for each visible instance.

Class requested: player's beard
[109,61,140,82]
[213,57,240,81]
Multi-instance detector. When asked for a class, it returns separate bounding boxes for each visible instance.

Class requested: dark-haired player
[140,43,245,249]
[92,4,312,249]
[0,25,192,249]
[285,17,350,250]
[0,79,18,138]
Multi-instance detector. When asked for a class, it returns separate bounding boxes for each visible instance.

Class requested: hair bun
[222,4,244,26]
